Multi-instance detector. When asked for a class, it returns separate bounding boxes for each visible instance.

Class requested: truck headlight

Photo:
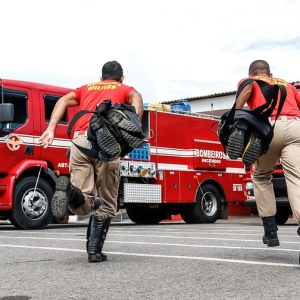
[246,182,254,190]
[245,182,254,196]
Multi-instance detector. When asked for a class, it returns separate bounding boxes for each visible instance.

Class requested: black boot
[68,185,85,210]
[52,176,85,220]
[86,215,107,261]
[87,215,111,262]
[262,216,280,247]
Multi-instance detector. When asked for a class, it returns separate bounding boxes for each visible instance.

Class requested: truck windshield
[0,89,27,133]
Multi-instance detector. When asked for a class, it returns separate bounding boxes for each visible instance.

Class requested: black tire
[126,206,165,224]
[180,205,197,224]
[9,177,54,229]
[275,207,291,225]
[180,184,221,223]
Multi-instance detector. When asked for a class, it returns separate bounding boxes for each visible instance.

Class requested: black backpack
[213,78,287,170]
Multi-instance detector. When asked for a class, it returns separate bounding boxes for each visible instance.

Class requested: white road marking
[0,244,298,268]
[0,232,299,244]
[0,236,299,251]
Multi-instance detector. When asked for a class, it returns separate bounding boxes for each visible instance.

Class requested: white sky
[1,0,300,103]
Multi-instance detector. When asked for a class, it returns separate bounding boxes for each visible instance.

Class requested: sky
[1,0,300,104]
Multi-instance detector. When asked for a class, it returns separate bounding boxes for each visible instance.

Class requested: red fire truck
[0,78,251,229]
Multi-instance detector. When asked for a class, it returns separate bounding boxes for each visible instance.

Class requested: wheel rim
[201,191,217,216]
[21,188,48,220]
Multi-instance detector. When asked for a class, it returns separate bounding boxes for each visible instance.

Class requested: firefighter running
[39,61,144,262]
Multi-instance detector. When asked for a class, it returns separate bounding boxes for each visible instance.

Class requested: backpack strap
[67,109,100,159]
[224,78,254,126]
[67,109,94,139]
[253,83,287,120]
[71,140,100,159]
[66,99,115,159]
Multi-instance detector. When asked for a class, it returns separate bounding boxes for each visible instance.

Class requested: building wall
[189,94,237,116]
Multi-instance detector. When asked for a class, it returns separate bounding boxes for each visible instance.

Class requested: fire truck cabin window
[44,95,67,124]
[1,90,28,130]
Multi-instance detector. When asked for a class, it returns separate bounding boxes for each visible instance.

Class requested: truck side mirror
[0,103,14,123]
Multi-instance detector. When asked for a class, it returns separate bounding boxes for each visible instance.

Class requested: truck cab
[0,79,76,229]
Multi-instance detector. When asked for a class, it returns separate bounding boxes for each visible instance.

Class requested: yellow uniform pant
[252,117,300,222]
[68,131,120,218]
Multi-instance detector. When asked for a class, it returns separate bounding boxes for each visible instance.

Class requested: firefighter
[39,61,143,262]
[235,59,300,247]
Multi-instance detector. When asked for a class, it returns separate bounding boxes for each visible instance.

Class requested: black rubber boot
[87,215,111,263]
[86,215,107,261]
[52,176,86,220]
[108,109,143,148]
[242,130,263,166]
[52,176,72,220]
[227,120,248,160]
[68,185,86,211]
[89,114,120,161]
[262,216,280,247]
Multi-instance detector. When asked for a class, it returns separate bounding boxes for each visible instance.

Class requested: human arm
[128,90,144,122]
[236,81,253,109]
[39,92,79,148]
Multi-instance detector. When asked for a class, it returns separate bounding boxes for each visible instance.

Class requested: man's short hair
[249,60,270,76]
[102,61,123,81]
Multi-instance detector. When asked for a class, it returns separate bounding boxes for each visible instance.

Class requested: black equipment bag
[67,99,145,162]
[214,78,287,167]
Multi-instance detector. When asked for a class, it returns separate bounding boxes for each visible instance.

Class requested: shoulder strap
[223,78,255,127]
[71,141,100,159]
[66,109,100,159]
[67,109,95,139]
[253,84,286,121]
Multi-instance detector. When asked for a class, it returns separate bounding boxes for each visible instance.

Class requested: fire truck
[0,78,251,229]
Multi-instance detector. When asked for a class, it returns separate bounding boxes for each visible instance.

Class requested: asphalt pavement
[0,215,300,300]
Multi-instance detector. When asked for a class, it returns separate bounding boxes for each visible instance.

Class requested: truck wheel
[180,184,221,223]
[275,207,291,225]
[126,207,165,224]
[9,177,54,229]
[180,206,197,224]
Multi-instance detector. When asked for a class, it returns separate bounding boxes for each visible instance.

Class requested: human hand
[39,129,54,148]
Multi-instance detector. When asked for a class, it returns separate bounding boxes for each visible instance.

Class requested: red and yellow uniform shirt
[73,80,135,131]
[241,76,300,118]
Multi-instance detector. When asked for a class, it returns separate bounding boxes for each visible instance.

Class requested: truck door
[38,91,73,175]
